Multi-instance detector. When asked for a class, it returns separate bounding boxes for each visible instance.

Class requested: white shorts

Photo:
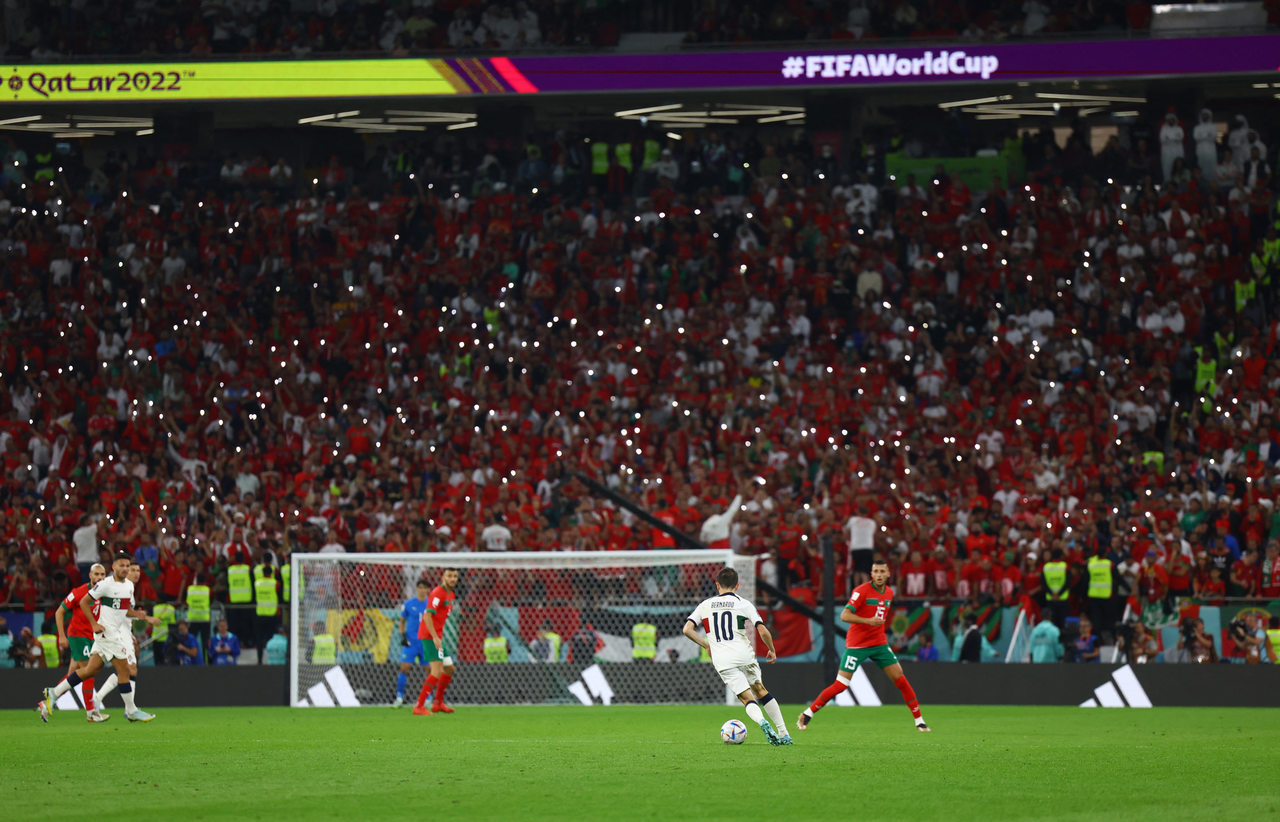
[125,639,137,666]
[716,662,762,696]
[90,633,132,662]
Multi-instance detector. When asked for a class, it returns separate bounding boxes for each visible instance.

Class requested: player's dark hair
[443,567,461,576]
[416,578,430,587]
[114,551,132,563]
[716,567,738,589]
[871,558,889,567]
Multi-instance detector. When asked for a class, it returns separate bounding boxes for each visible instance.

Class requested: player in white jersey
[96,559,145,709]
[38,552,161,724]
[683,567,793,745]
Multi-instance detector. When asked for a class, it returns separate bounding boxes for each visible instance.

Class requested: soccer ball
[720,719,748,744]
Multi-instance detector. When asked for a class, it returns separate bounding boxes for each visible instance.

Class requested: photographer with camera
[1229,612,1270,664]
[1118,620,1160,664]
[12,626,46,667]
[1176,617,1218,663]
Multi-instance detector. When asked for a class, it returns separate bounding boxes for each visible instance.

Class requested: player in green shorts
[413,568,460,715]
[798,559,930,732]
[54,563,109,722]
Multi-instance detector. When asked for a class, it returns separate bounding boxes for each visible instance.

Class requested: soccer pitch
[5,705,1276,821]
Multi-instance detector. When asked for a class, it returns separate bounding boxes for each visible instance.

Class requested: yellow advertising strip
[428,59,475,96]
[1,59,464,103]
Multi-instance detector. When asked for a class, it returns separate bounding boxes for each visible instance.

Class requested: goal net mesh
[290,550,755,707]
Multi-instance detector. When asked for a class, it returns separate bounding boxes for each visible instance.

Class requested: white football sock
[763,698,789,736]
[120,685,138,714]
[744,701,766,725]
[98,672,119,703]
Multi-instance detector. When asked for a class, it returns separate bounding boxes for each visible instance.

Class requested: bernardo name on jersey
[687,592,765,669]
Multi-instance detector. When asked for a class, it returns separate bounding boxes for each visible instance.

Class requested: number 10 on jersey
[709,611,734,641]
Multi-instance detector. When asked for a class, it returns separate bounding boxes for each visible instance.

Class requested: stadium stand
[0,104,1276,662]
[5,0,1276,58]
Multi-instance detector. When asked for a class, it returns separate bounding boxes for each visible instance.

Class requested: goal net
[289,550,756,707]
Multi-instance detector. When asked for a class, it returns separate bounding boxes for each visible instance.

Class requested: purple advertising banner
[491,34,1280,94]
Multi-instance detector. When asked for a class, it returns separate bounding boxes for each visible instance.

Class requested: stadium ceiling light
[304,110,475,129]
[975,114,1020,120]
[964,107,1055,116]
[757,112,806,124]
[70,120,155,128]
[386,116,474,124]
[650,114,739,124]
[1015,101,1096,109]
[1035,92,1145,103]
[665,132,682,140]
[446,121,478,130]
[708,109,782,116]
[0,114,41,126]
[1252,83,1270,88]
[21,122,72,129]
[1112,110,1140,117]
[703,105,801,115]
[613,103,683,118]
[53,131,109,137]
[617,103,802,123]
[1078,107,1107,117]
[384,109,474,120]
[136,128,154,136]
[965,101,1094,112]
[937,95,1010,109]
[73,114,151,125]
[299,110,364,123]
[313,121,424,132]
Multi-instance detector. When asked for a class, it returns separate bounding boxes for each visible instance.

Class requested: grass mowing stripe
[4,706,1276,822]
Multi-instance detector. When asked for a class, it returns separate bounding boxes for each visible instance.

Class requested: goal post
[289,550,756,707]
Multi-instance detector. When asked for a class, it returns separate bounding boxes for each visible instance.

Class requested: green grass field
[4,705,1277,821]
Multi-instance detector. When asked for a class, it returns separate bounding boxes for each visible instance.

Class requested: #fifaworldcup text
[781,50,1000,81]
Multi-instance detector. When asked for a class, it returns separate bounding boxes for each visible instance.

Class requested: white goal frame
[289,550,755,707]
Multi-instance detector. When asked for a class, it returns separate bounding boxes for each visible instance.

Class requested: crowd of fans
[685,0,1181,46]
[0,103,1277,665]
[2,0,618,59]
[5,0,1276,59]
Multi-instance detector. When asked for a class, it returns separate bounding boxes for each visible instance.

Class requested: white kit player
[38,552,161,724]
[683,566,793,746]
[96,558,146,710]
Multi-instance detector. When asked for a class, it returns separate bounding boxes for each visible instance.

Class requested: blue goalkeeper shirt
[401,596,429,642]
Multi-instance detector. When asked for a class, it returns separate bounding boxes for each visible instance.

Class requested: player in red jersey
[54,562,109,722]
[413,568,460,716]
[797,559,930,732]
